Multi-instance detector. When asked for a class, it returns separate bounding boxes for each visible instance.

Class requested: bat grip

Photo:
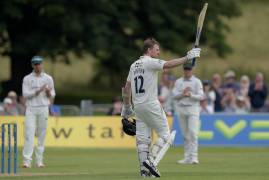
[191,45,198,66]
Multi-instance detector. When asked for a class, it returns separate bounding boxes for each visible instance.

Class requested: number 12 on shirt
[134,76,145,94]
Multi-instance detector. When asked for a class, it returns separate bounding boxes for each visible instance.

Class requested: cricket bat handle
[191,45,198,66]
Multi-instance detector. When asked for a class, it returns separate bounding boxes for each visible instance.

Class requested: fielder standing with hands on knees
[172,61,204,164]
[121,38,201,177]
[22,56,55,168]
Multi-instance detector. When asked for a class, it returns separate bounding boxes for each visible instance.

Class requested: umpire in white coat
[22,56,55,168]
[172,61,204,164]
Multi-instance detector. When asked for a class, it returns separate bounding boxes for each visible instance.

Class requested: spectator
[211,73,223,112]
[238,75,250,97]
[107,96,122,115]
[166,75,177,114]
[50,105,61,116]
[19,95,27,115]
[158,72,169,111]
[221,88,236,113]
[235,95,250,114]
[7,91,25,115]
[248,72,268,112]
[0,102,3,112]
[1,98,17,116]
[202,80,215,113]
[159,72,175,116]
[212,73,222,89]
[262,99,269,112]
[200,97,214,114]
[223,70,240,93]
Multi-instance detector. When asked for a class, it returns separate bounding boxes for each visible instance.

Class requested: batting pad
[153,130,176,166]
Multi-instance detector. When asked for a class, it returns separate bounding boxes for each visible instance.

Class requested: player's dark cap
[183,61,193,70]
[202,80,210,86]
[31,56,43,64]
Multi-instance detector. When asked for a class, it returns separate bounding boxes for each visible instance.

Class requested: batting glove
[186,48,201,60]
[121,104,135,118]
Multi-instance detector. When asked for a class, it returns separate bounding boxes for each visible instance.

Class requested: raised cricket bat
[192,3,208,66]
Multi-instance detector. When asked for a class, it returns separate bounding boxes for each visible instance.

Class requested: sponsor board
[173,114,269,146]
[0,116,172,148]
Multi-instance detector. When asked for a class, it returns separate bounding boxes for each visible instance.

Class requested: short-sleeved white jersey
[127,55,165,105]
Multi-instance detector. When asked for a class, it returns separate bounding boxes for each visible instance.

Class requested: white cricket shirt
[172,75,204,106]
[127,56,165,105]
[23,72,56,107]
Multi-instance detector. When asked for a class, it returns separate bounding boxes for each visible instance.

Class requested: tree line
[0,0,241,96]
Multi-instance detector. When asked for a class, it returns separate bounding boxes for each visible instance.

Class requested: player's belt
[178,104,192,107]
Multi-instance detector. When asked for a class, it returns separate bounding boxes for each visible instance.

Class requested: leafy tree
[0,0,241,95]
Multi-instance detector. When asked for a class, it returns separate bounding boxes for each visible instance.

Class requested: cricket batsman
[121,38,201,177]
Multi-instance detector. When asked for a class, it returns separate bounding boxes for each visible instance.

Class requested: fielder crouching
[121,38,201,177]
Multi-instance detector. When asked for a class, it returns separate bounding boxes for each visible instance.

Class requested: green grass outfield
[1,147,269,180]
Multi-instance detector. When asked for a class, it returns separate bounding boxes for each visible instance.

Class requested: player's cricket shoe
[22,163,31,168]
[177,158,199,164]
[190,158,199,164]
[36,162,45,168]
[177,158,191,164]
[140,170,152,177]
[143,159,161,177]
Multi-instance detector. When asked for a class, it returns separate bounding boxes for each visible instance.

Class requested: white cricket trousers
[134,101,170,144]
[134,101,170,172]
[175,105,200,160]
[23,106,49,165]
